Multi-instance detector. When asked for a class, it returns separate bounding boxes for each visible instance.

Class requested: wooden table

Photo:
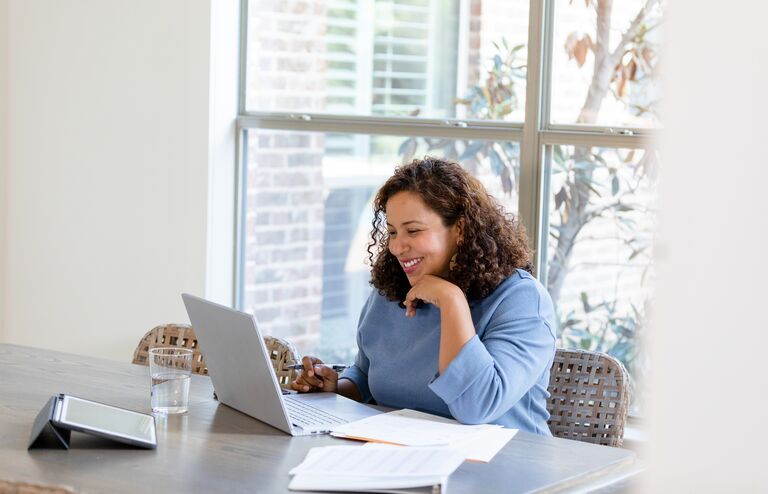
[0,344,639,493]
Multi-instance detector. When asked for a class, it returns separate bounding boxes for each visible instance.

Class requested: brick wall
[242,0,330,354]
[243,131,326,353]
[467,0,482,88]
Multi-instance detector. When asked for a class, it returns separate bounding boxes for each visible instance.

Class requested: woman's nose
[389,237,407,256]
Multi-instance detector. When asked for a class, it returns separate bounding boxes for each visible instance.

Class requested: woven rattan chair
[546,348,631,447]
[132,324,207,375]
[0,479,76,494]
[132,324,301,387]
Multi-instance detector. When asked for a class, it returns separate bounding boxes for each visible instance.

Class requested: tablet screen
[58,395,156,445]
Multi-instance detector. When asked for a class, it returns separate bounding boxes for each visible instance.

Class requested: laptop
[181,293,380,436]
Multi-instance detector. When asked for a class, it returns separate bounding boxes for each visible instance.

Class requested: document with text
[329,409,517,462]
[288,444,464,493]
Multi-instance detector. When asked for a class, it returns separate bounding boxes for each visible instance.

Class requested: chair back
[132,324,207,375]
[546,348,631,447]
[264,335,301,387]
[132,324,301,386]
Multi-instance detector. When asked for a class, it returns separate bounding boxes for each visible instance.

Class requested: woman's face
[385,191,462,286]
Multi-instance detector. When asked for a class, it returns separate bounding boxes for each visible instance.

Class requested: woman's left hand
[405,275,476,373]
[403,275,463,317]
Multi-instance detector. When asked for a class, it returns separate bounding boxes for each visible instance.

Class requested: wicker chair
[0,479,76,494]
[132,324,301,387]
[546,348,631,447]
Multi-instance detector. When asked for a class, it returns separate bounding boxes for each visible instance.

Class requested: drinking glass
[148,347,192,414]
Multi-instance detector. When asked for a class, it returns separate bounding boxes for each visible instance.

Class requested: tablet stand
[28,396,71,449]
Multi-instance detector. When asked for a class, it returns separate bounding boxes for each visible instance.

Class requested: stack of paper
[288,444,464,493]
[330,409,518,462]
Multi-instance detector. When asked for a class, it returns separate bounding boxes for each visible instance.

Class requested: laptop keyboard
[284,396,348,429]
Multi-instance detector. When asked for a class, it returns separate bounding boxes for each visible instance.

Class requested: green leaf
[398,138,417,162]
[460,141,484,161]
[585,181,603,197]
[501,164,513,194]
[573,160,595,171]
[617,216,638,229]
[580,292,591,313]
[554,186,568,210]
[561,318,583,329]
[591,152,608,166]
[489,148,503,175]
[553,145,567,166]
[444,142,459,161]
[612,175,620,196]
[501,142,518,158]
[628,246,647,261]
[427,138,452,151]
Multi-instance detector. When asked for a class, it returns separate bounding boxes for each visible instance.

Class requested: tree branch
[609,0,662,67]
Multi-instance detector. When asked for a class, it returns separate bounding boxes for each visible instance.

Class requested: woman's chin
[404,272,421,285]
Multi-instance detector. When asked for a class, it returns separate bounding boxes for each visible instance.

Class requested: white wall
[651,0,768,490]
[0,0,8,341]
[1,0,218,361]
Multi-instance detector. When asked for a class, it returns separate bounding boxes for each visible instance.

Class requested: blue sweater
[340,269,556,435]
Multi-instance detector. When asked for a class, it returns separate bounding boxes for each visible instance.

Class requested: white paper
[330,409,500,447]
[289,474,446,492]
[448,427,517,462]
[288,445,463,493]
[290,445,463,477]
[359,426,517,463]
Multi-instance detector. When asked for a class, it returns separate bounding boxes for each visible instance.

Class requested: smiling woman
[291,158,557,434]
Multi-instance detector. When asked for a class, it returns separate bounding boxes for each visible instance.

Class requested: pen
[288,363,348,372]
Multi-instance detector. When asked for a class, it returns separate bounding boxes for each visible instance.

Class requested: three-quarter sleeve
[427,280,556,425]
[339,338,373,403]
[338,294,375,403]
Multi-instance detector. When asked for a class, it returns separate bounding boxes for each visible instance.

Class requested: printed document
[288,444,464,493]
[330,409,517,462]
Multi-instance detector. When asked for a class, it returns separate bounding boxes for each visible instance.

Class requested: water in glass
[151,372,190,414]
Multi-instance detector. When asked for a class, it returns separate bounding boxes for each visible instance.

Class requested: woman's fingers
[403,290,419,317]
[313,366,338,392]
[291,355,323,392]
[301,355,322,377]
[314,365,337,380]
[291,376,313,392]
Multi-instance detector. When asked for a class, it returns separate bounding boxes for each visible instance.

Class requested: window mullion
[540,130,654,149]
[234,127,247,309]
[236,114,524,141]
[237,0,249,115]
[519,0,551,278]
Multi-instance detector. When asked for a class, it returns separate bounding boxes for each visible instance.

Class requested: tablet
[51,395,157,449]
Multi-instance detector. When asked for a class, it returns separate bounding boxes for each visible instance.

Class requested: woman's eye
[387,231,396,237]
[407,230,421,235]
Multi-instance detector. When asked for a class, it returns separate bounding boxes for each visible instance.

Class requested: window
[237,0,661,413]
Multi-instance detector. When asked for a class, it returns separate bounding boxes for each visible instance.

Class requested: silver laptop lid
[181,293,296,435]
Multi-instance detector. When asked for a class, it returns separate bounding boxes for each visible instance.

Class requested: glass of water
[148,347,192,414]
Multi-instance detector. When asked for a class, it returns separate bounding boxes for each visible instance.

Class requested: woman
[292,157,556,434]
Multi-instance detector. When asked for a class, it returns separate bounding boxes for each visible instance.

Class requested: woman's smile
[399,257,424,274]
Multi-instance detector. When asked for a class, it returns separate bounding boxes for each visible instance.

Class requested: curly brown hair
[368,157,532,302]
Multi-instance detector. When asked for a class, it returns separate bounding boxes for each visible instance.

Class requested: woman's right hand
[290,356,339,393]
